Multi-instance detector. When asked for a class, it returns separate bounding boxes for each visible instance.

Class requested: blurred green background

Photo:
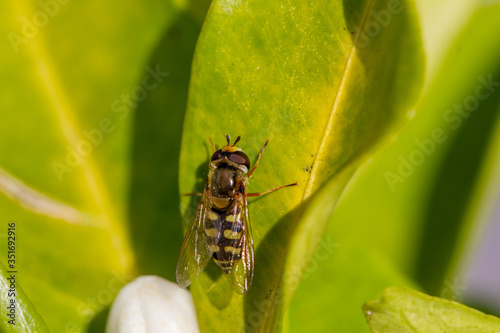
[0,0,499,332]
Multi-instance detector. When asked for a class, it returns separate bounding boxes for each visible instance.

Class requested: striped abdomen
[203,208,243,273]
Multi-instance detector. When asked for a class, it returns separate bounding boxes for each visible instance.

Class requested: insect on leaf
[179,0,424,331]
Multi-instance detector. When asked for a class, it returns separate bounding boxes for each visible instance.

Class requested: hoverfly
[176,134,297,294]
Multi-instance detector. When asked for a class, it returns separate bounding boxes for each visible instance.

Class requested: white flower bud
[106,275,199,333]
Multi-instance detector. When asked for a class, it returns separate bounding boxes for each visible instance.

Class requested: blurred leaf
[286,236,418,333]
[415,0,479,79]
[128,0,211,282]
[412,3,500,294]
[179,0,423,331]
[0,0,208,331]
[0,261,49,332]
[460,96,500,316]
[284,2,500,330]
[324,1,500,296]
[363,286,500,332]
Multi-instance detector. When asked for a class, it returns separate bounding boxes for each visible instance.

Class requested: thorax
[208,161,247,210]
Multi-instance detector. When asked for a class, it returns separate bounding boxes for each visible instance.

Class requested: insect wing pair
[176,183,254,295]
[176,135,296,295]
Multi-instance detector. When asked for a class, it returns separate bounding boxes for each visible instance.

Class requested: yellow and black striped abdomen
[203,208,243,273]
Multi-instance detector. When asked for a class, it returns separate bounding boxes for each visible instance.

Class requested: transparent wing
[224,190,255,295]
[176,186,213,288]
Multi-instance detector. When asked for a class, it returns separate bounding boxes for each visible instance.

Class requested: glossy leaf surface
[179,0,424,331]
[0,0,209,331]
[364,287,500,332]
[286,2,500,330]
[323,1,500,294]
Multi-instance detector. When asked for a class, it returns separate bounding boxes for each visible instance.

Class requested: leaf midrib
[303,0,375,200]
[267,0,378,329]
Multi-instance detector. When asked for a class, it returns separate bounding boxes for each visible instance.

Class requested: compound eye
[211,149,223,161]
[228,151,250,169]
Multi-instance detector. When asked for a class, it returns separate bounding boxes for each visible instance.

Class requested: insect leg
[247,139,269,177]
[209,137,216,153]
[247,182,298,197]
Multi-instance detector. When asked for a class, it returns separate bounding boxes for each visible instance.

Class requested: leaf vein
[303,0,376,199]
[0,167,91,225]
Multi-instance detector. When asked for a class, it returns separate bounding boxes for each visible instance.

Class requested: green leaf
[415,0,479,76]
[286,238,418,333]
[0,261,49,332]
[411,3,500,293]
[323,1,500,296]
[285,2,500,330]
[179,0,424,331]
[0,0,208,331]
[363,286,500,332]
